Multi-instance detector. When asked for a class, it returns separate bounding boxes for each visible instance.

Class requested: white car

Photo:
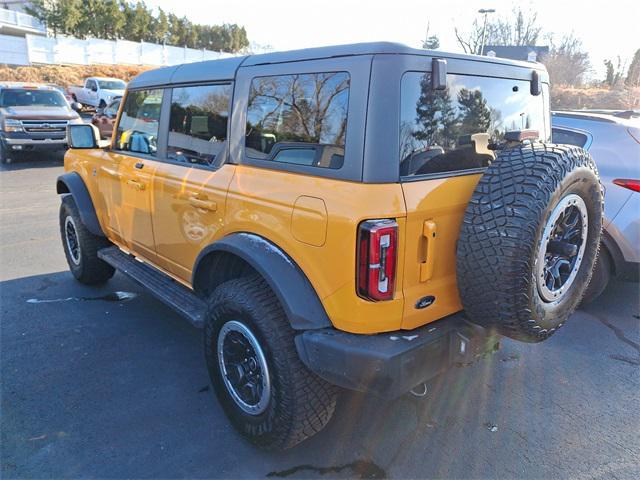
[68,77,126,109]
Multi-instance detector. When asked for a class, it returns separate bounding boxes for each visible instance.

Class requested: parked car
[0,82,84,164]
[91,96,121,138]
[68,77,126,109]
[58,43,603,449]
[552,110,640,300]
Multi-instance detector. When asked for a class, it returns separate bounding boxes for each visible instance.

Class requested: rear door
[149,82,235,282]
[390,60,549,329]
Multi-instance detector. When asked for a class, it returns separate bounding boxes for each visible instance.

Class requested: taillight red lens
[613,178,640,193]
[357,219,398,301]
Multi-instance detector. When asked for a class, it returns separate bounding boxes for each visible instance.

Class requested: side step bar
[98,246,206,328]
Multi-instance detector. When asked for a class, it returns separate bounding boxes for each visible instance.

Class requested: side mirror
[71,102,83,112]
[67,124,101,149]
[91,86,98,92]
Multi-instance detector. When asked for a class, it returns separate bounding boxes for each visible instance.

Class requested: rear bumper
[295,313,499,399]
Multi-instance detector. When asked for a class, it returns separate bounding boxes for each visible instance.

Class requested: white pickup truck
[68,77,126,109]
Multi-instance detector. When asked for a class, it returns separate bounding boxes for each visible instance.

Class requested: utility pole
[478,8,496,55]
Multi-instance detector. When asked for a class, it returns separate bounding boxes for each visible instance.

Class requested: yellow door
[97,151,157,260]
[400,174,483,329]
[150,162,235,282]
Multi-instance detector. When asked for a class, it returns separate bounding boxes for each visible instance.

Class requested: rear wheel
[204,275,337,450]
[59,196,115,285]
[457,143,603,342]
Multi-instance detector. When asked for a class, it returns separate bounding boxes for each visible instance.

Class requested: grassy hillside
[552,85,640,110]
[0,64,153,88]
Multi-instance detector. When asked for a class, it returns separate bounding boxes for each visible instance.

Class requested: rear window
[0,89,67,108]
[245,72,350,169]
[552,128,589,148]
[400,73,547,177]
[98,80,126,90]
[168,83,232,168]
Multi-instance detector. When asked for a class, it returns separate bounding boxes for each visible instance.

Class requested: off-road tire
[457,142,603,342]
[98,99,107,109]
[59,195,115,285]
[582,247,612,303]
[204,275,337,450]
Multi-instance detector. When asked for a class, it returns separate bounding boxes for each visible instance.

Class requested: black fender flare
[193,233,332,330]
[56,172,105,237]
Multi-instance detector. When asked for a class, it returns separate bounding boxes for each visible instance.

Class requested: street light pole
[478,8,496,56]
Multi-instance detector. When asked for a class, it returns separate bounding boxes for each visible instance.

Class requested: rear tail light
[613,178,640,193]
[357,219,398,301]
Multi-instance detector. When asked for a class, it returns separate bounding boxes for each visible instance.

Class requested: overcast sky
[146,0,638,80]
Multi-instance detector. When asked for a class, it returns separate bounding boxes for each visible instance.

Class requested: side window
[167,84,232,167]
[114,89,162,156]
[245,72,349,169]
[400,72,546,177]
[552,128,588,147]
[86,80,96,90]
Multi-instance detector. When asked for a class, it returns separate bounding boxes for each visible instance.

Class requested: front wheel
[204,275,337,450]
[59,196,115,284]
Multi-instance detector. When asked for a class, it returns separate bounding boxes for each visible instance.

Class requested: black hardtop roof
[128,41,546,89]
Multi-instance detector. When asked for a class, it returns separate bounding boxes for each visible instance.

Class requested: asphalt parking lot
[1,155,639,479]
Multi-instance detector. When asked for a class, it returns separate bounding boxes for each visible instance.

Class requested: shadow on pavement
[1,271,638,479]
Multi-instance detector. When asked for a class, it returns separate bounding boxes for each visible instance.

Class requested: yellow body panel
[226,165,407,334]
[400,174,482,330]
[149,162,235,281]
[65,148,479,334]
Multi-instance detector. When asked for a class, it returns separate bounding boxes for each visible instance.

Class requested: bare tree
[489,8,542,46]
[543,34,591,86]
[455,7,541,55]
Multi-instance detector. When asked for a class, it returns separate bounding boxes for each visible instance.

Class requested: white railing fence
[0,8,46,33]
[0,33,231,67]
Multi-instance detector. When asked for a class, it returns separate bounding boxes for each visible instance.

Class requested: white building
[0,0,46,37]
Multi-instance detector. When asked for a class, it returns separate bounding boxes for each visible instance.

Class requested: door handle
[126,179,146,191]
[189,196,217,211]
[420,220,437,282]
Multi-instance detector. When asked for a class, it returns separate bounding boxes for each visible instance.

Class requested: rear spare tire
[457,142,603,342]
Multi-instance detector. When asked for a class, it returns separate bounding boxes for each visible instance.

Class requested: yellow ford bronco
[58,43,603,449]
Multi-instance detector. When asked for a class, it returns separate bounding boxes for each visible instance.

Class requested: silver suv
[552,110,640,299]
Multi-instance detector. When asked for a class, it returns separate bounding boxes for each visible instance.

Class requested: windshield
[98,80,126,90]
[0,89,67,108]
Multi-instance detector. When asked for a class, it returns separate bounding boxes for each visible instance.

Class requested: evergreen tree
[457,89,491,134]
[625,49,640,88]
[26,0,249,52]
